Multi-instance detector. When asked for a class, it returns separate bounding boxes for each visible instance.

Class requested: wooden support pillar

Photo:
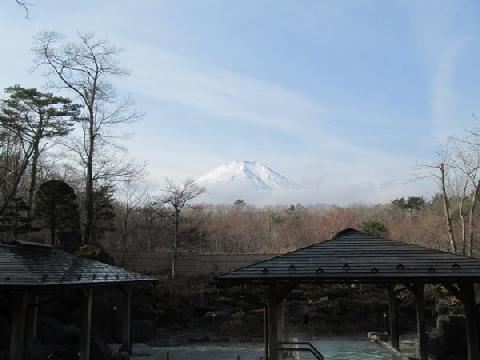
[264,304,269,360]
[461,283,480,360]
[79,288,93,360]
[388,285,400,350]
[120,285,133,354]
[9,291,30,360]
[25,295,38,360]
[413,283,427,360]
[267,285,288,360]
[267,296,279,360]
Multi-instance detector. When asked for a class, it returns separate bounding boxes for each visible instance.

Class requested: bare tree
[417,147,457,254]
[15,0,33,18]
[418,125,480,256]
[33,31,141,244]
[448,126,480,256]
[116,180,147,266]
[160,178,205,279]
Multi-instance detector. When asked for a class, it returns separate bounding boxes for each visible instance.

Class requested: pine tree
[360,220,388,237]
[0,85,80,215]
[0,196,34,241]
[92,184,116,242]
[34,180,80,247]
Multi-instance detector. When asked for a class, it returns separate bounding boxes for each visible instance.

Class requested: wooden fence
[107,250,276,277]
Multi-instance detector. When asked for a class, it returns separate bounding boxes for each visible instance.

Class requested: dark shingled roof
[217,228,480,284]
[0,241,156,289]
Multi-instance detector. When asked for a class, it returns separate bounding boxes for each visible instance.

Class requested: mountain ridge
[196,160,302,192]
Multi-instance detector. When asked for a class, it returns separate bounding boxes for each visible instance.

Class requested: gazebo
[218,228,480,360]
[0,240,157,360]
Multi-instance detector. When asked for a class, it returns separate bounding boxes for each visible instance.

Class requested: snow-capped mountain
[196,161,303,203]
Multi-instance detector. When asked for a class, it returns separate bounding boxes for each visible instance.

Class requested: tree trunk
[0,149,32,216]
[121,207,129,266]
[460,179,469,255]
[467,181,480,257]
[440,163,457,253]
[27,118,44,218]
[84,109,95,245]
[171,209,180,279]
[27,145,40,218]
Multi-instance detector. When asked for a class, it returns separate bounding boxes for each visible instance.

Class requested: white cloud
[431,37,473,139]
[118,43,434,203]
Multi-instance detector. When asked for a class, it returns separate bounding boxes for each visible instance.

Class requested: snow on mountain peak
[196,160,301,191]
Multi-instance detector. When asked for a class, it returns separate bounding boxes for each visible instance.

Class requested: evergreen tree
[233,199,246,207]
[360,220,388,237]
[0,196,34,241]
[92,184,116,242]
[407,196,425,210]
[392,197,407,209]
[0,85,80,215]
[34,180,80,247]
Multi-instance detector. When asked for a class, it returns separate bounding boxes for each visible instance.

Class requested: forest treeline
[102,194,477,260]
[2,31,480,280]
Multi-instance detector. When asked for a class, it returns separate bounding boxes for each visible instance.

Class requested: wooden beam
[25,295,38,360]
[413,283,428,360]
[120,285,133,354]
[79,288,93,360]
[267,285,288,360]
[388,285,400,350]
[9,291,29,360]
[461,283,480,360]
[277,298,286,344]
[264,304,269,360]
[267,289,279,360]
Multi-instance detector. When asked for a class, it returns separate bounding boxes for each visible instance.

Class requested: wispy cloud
[431,37,473,139]
[122,45,325,140]
[120,44,433,203]
[409,0,476,140]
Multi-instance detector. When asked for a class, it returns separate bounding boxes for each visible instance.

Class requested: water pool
[139,339,392,360]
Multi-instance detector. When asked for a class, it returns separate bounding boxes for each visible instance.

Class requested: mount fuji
[196,161,304,204]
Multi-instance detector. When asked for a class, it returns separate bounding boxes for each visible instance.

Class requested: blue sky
[1,0,480,204]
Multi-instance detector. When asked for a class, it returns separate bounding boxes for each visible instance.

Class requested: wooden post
[267,292,278,360]
[9,291,30,360]
[277,298,286,344]
[264,304,269,360]
[25,295,38,359]
[267,285,287,360]
[413,283,427,360]
[388,285,400,350]
[79,288,93,360]
[461,283,480,360]
[121,285,133,354]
